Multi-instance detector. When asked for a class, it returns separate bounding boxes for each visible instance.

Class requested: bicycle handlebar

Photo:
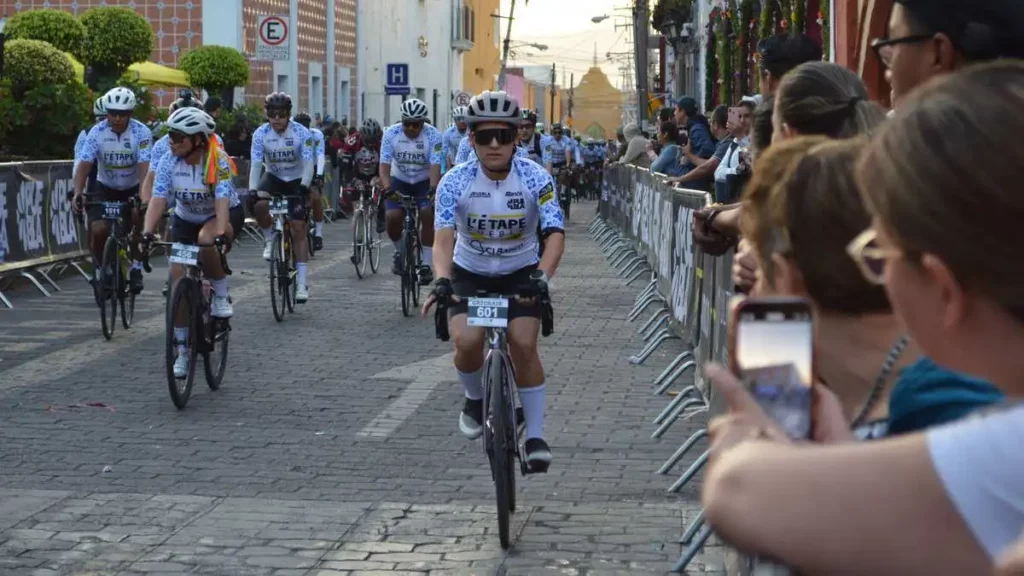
[433,288,554,342]
[141,239,232,276]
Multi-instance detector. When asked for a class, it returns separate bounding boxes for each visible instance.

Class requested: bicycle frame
[481,326,527,476]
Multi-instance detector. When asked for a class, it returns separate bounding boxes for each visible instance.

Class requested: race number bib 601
[168,243,200,267]
[467,297,509,328]
[269,197,289,216]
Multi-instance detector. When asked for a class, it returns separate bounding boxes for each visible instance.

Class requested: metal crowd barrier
[592,164,736,572]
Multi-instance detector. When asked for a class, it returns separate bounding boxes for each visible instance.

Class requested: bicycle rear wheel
[486,353,515,549]
[202,315,229,391]
[269,234,285,322]
[399,231,411,317]
[352,210,366,278]
[100,236,118,340]
[166,277,198,409]
[368,206,381,274]
[284,230,296,313]
[120,250,135,329]
[410,236,422,307]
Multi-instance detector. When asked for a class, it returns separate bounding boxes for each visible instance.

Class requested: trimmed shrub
[0,79,92,161]
[3,39,75,89]
[80,7,154,78]
[179,45,250,92]
[5,9,88,61]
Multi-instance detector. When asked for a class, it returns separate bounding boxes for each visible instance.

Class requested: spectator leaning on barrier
[701,61,1024,576]
[673,96,716,162]
[616,122,650,169]
[668,104,729,190]
[711,98,756,204]
[650,122,685,177]
[740,135,1002,440]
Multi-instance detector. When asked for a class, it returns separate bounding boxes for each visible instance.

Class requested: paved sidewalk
[0,205,721,575]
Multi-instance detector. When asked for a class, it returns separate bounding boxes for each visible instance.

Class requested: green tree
[4,9,87,61]
[179,45,250,92]
[0,79,92,161]
[3,39,75,91]
[80,7,154,81]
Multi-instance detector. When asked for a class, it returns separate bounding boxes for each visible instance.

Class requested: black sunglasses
[403,120,424,129]
[107,110,131,118]
[266,110,290,119]
[168,131,188,143]
[472,127,516,146]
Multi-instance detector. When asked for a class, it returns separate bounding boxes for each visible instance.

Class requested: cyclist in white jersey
[423,91,565,470]
[443,106,469,170]
[248,92,316,303]
[293,112,327,251]
[73,87,153,295]
[74,98,107,176]
[379,98,443,281]
[141,108,239,378]
[542,122,573,175]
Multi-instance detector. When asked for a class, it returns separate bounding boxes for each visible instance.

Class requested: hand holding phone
[727,107,740,131]
[729,297,815,439]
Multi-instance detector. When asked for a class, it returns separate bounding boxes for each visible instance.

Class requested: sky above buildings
[501,0,631,90]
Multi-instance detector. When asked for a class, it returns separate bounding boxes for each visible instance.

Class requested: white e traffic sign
[256,15,290,61]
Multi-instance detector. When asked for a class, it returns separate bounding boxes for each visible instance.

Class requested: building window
[470,8,475,42]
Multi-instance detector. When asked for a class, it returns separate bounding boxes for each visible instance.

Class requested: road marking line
[357,353,455,438]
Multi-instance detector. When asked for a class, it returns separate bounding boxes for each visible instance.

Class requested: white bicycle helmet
[92,97,106,118]
[465,91,521,127]
[400,98,429,121]
[165,107,216,136]
[452,105,468,122]
[102,87,137,112]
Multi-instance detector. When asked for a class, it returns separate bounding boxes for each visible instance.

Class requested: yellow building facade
[565,66,622,140]
[461,0,501,95]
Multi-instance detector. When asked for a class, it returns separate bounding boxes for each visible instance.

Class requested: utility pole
[549,63,556,125]
[568,72,574,133]
[634,0,650,127]
[496,0,517,91]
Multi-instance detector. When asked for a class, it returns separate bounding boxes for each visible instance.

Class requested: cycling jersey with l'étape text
[153,149,239,224]
[456,136,529,166]
[435,156,565,276]
[251,121,314,182]
[543,135,573,166]
[380,123,443,184]
[79,119,153,190]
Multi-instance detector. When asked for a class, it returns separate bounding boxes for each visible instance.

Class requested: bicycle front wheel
[202,316,229,391]
[100,236,118,340]
[269,234,285,322]
[166,277,198,409]
[368,206,381,274]
[120,249,135,329]
[284,230,296,314]
[399,231,411,317]
[352,210,366,278]
[486,353,515,550]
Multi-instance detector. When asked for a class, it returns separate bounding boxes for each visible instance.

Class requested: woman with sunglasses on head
[248,92,316,303]
[141,108,240,379]
[378,98,444,282]
[422,91,565,470]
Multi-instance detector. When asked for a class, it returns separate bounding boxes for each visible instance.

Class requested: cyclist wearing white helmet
[249,92,316,303]
[424,91,565,470]
[73,86,153,295]
[141,107,240,378]
[454,119,530,166]
[147,93,204,193]
[442,106,469,170]
[379,97,443,280]
[293,111,327,251]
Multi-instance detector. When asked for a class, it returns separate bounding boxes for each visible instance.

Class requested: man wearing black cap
[877,0,1024,108]
[757,32,823,95]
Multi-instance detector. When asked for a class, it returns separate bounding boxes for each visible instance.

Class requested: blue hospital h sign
[385,63,410,96]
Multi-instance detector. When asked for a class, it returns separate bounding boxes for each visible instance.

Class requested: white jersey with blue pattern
[149,135,171,173]
[153,150,239,225]
[79,119,153,189]
[434,157,564,276]
[251,121,314,182]
[442,125,468,163]
[544,135,573,166]
[310,127,326,176]
[380,123,443,184]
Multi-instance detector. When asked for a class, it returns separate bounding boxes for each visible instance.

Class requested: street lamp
[591,14,609,23]
[510,42,548,51]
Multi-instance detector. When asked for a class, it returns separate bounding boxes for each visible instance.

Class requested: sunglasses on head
[472,127,516,146]
[266,110,290,119]
[403,120,424,129]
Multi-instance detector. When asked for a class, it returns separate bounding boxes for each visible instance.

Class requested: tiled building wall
[242,0,290,105]
[335,0,358,124]
[296,0,326,115]
[7,0,202,103]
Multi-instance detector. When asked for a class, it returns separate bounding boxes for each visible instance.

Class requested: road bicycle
[350,178,382,278]
[386,191,427,317]
[267,196,298,322]
[306,180,322,258]
[143,239,231,410]
[78,196,140,340]
[553,165,572,222]
[434,285,554,549]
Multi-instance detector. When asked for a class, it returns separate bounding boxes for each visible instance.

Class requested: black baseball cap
[895,0,1024,61]
[675,96,698,117]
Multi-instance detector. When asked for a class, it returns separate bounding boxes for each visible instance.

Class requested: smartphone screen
[728,107,740,127]
[734,301,813,439]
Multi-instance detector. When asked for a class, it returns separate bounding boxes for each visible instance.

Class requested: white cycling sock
[130,260,143,270]
[211,278,229,298]
[263,227,274,241]
[314,222,324,237]
[422,247,433,267]
[296,263,308,286]
[519,384,546,440]
[458,368,483,401]
[173,327,188,349]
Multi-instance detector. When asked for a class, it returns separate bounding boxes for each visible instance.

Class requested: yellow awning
[62,53,190,88]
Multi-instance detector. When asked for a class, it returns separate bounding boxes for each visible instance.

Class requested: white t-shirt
[714,136,749,184]
[928,403,1024,559]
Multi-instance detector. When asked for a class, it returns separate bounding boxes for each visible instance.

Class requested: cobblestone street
[0,207,720,575]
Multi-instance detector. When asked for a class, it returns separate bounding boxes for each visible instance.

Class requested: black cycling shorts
[87,183,139,231]
[170,206,244,245]
[257,174,307,221]
[448,264,541,321]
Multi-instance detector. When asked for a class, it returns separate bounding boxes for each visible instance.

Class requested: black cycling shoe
[391,252,402,275]
[418,265,434,285]
[376,213,387,234]
[525,438,552,473]
[313,236,324,251]
[459,398,483,440]
[129,269,144,294]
